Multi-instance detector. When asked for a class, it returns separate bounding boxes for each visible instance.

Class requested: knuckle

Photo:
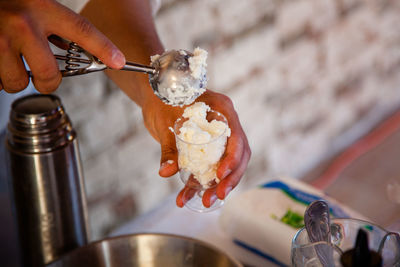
[33,64,61,93]
[235,147,243,162]
[74,16,94,36]
[161,144,177,156]
[36,65,60,82]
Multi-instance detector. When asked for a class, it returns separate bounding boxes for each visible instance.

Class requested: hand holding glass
[174,110,229,212]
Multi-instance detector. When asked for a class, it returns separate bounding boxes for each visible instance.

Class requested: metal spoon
[304,200,334,267]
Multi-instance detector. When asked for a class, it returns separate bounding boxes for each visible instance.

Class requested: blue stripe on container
[261,180,349,218]
[233,239,288,267]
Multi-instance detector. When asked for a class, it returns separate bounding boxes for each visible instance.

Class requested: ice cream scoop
[60,47,207,106]
[22,36,207,107]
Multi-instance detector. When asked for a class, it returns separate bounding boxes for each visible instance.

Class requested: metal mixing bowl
[47,233,242,267]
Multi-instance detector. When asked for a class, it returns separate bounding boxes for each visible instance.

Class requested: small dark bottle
[340,229,382,267]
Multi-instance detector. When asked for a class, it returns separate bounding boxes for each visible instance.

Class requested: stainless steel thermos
[5,94,89,267]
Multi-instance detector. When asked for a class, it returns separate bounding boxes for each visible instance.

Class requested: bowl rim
[47,232,243,267]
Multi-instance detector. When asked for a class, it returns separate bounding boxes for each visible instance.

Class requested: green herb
[279,209,304,229]
[270,214,278,220]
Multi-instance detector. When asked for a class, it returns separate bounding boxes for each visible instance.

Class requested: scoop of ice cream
[189,48,208,80]
[150,48,207,107]
[175,102,231,188]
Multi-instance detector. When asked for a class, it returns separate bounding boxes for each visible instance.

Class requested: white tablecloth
[110,193,281,267]
[110,177,368,267]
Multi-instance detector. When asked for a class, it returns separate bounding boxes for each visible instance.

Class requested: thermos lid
[13,94,60,115]
[7,94,75,153]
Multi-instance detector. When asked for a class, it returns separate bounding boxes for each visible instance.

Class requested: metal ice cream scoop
[25,36,207,106]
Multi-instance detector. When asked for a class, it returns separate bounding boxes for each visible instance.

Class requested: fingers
[21,31,61,93]
[200,147,251,207]
[201,144,250,206]
[216,144,251,200]
[204,93,248,184]
[0,0,125,94]
[176,175,201,207]
[202,187,218,208]
[158,127,179,177]
[47,2,125,69]
[176,186,197,208]
[0,3,61,93]
[158,143,179,177]
[215,113,249,200]
[0,46,29,93]
[0,10,30,93]
[174,131,250,208]
[213,99,250,200]
[217,133,244,180]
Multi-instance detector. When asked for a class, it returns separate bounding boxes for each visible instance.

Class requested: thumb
[158,132,179,177]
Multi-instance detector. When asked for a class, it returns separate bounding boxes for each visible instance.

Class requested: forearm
[79,1,250,207]
[80,0,164,108]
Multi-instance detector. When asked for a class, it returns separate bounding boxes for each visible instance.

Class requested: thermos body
[6,94,89,267]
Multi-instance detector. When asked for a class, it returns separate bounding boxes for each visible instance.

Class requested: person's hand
[142,90,251,208]
[0,0,125,93]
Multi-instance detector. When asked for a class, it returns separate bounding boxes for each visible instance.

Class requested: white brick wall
[56,0,400,239]
[209,26,279,90]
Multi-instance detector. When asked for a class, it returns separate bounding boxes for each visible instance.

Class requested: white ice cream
[175,102,231,188]
[189,48,208,80]
[150,48,207,107]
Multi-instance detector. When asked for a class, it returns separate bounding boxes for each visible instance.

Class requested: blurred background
[56,0,400,240]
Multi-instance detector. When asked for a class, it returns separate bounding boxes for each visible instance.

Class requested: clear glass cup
[291,218,400,267]
[173,109,229,212]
